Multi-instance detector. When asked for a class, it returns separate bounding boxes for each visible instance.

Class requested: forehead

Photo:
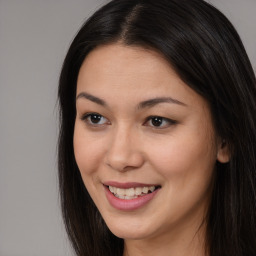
[78,43,174,85]
[76,43,205,109]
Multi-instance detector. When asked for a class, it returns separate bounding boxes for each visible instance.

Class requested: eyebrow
[137,97,187,109]
[76,92,187,109]
[76,92,107,106]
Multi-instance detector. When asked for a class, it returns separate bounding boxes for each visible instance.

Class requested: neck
[123,220,207,256]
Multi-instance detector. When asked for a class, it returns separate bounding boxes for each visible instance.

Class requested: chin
[111,229,149,240]
[105,219,156,240]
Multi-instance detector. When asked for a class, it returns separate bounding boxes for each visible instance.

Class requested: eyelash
[81,113,110,126]
[144,116,177,129]
[80,112,177,129]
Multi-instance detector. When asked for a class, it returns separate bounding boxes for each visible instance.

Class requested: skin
[73,43,230,256]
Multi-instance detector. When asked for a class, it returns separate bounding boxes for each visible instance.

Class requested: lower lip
[104,186,160,211]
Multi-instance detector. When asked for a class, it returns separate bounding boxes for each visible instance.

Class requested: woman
[58,0,256,255]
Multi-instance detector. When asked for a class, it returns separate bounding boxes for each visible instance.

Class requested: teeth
[126,188,135,196]
[135,187,142,195]
[116,194,125,199]
[142,187,148,193]
[125,195,137,199]
[116,188,125,196]
[109,186,114,193]
[108,185,157,199]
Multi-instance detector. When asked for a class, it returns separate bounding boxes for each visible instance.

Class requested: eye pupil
[91,114,102,123]
[151,117,162,126]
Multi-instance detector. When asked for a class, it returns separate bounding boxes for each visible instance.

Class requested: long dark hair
[58,0,256,255]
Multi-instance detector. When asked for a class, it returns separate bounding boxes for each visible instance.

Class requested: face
[73,43,229,242]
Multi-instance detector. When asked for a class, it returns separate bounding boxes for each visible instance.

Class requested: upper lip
[103,181,160,189]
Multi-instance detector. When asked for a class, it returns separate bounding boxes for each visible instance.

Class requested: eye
[81,113,109,126]
[144,116,176,128]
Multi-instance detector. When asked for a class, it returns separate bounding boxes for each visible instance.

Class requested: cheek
[73,122,105,178]
[145,133,217,222]
[146,131,217,182]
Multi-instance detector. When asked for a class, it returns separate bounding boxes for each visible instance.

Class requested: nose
[105,126,144,172]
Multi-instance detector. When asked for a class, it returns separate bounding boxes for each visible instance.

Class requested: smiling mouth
[106,185,161,200]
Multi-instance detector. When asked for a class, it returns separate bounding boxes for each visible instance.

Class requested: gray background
[0,1,255,256]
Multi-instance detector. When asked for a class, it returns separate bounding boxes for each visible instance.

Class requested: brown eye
[90,114,103,124]
[144,116,176,129]
[151,117,163,127]
[81,113,109,125]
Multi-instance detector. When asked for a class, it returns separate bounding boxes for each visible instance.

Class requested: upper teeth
[109,186,156,199]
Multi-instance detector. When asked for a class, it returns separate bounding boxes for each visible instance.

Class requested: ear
[217,139,230,163]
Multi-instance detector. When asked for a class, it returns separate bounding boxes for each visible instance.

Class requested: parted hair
[58,0,256,255]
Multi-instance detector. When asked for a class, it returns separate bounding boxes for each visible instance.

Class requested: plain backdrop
[0,1,255,256]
